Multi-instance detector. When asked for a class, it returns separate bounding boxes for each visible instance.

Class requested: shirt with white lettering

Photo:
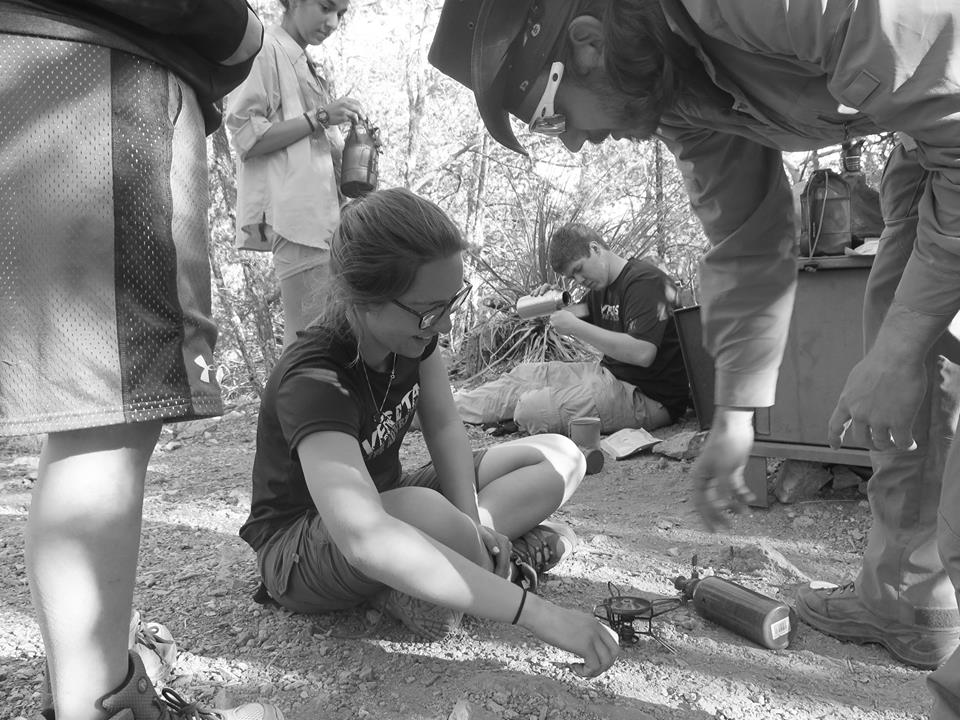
[240,323,436,551]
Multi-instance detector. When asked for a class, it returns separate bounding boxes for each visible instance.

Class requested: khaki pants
[454,361,671,436]
[856,145,960,717]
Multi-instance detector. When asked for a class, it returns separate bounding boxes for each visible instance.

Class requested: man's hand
[691,407,755,532]
[828,301,945,451]
[549,308,583,335]
[529,283,559,297]
[828,349,924,451]
[478,525,512,579]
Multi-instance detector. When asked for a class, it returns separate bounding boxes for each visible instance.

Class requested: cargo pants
[859,144,960,717]
[453,360,671,436]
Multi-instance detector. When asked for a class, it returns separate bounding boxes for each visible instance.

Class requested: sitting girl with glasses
[240,187,619,676]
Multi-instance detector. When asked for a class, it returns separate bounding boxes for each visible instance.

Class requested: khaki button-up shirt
[225,25,343,251]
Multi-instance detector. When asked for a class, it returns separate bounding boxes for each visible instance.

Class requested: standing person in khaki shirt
[429,0,960,715]
[225,0,366,351]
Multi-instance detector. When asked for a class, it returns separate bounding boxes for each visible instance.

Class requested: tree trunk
[655,139,666,258]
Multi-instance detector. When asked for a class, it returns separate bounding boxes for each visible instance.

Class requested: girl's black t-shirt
[239,324,437,552]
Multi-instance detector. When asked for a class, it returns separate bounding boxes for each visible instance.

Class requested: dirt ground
[0,405,934,720]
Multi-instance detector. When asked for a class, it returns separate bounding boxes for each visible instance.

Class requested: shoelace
[135,622,164,651]
[160,688,222,720]
[510,554,539,593]
[510,530,556,594]
[514,530,554,571]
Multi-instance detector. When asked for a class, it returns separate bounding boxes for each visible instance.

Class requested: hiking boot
[130,610,178,685]
[97,651,284,720]
[510,521,578,594]
[372,588,463,641]
[795,581,960,670]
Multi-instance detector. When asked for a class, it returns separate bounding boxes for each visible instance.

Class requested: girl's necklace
[359,351,397,424]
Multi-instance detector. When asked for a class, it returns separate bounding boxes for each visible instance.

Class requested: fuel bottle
[340,119,381,198]
[515,290,572,319]
[673,571,798,650]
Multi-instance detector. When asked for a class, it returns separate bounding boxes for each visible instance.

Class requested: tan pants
[851,144,960,717]
[454,361,671,436]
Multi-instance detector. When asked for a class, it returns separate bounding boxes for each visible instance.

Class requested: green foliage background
[206,0,893,401]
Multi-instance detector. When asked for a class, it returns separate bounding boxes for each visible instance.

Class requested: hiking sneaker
[38,611,178,718]
[510,520,578,594]
[372,588,463,641]
[97,651,284,720]
[130,610,178,685]
[795,581,960,670]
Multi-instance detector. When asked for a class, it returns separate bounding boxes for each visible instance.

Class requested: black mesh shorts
[0,34,223,435]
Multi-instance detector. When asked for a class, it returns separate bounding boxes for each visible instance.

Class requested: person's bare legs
[26,421,161,720]
[380,486,492,569]
[279,263,328,351]
[476,434,585,538]
[379,434,585,566]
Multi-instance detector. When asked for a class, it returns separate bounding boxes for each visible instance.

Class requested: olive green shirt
[657,0,960,408]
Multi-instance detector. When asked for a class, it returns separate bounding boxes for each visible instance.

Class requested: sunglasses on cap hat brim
[428,0,577,155]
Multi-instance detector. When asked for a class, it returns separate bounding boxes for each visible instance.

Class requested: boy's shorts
[0,34,222,435]
[256,450,487,614]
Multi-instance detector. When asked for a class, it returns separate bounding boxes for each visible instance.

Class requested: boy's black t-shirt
[239,325,436,552]
[587,257,690,420]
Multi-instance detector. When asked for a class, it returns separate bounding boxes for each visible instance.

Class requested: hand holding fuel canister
[515,286,589,320]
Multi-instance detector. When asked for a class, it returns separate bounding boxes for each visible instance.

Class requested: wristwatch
[315,107,331,129]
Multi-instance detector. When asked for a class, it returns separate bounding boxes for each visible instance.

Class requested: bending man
[429,1,960,714]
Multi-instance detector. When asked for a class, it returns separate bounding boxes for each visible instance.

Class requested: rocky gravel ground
[0,405,933,719]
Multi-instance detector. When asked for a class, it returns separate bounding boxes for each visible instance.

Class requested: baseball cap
[428,0,576,154]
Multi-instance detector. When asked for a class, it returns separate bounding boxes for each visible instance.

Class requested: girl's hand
[519,594,620,677]
[323,96,365,126]
[478,525,512,579]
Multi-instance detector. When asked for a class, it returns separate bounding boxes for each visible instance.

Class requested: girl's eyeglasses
[392,282,472,330]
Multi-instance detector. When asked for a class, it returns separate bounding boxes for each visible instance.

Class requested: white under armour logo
[194,355,224,385]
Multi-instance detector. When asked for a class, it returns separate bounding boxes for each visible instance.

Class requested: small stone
[652,430,700,460]
[830,465,862,490]
[773,460,831,503]
[448,699,472,720]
